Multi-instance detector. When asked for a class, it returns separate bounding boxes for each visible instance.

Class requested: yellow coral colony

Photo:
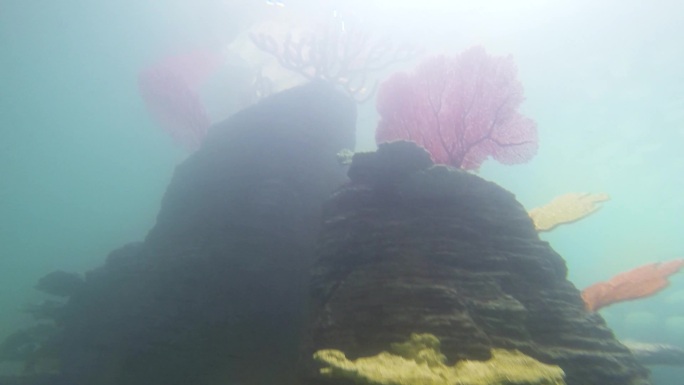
[313,333,566,385]
[528,192,610,232]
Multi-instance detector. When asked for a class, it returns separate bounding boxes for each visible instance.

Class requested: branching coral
[250,15,419,103]
[528,192,610,232]
[581,259,684,311]
[375,47,538,170]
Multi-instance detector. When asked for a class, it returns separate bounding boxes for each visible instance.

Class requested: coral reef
[306,141,651,385]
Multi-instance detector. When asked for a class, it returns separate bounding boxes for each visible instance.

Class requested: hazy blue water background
[1,0,683,383]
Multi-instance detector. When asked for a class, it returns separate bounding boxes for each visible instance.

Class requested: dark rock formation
[34,271,84,297]
[53,81,356,385]
[306,141,651,385]
[0,324,58,363]
[623,340,684,367]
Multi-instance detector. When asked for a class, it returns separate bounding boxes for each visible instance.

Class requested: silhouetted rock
[347,140,433,188]
[306,141,651,385]
[23,300,65,322]
[0,324,57,362]
[55,81,356,385]
[34,271,83,297]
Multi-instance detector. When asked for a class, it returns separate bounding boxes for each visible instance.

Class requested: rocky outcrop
[306,141,651,385]
[54,81,356,385]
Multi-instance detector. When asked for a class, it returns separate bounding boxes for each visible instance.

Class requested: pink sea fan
[375,46,538,170]
[138,49,222,151]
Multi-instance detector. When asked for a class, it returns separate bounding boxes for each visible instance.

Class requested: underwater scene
[1,0,683,384]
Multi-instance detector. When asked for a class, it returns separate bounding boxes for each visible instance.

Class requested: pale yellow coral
[528,192,610,232]
[390,333,446,367]
[313,333,566,385]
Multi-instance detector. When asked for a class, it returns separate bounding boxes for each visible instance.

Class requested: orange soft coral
[581,259,684,312]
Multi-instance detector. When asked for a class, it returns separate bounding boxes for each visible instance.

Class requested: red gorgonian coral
[375,46,538,170]
[138,49,222,151]
[581,259,684,312]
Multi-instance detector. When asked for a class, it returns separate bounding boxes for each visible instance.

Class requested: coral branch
[528,192,610,232]
[581,259,684,312]
[249,16,420,103]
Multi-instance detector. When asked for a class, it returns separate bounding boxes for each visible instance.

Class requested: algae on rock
[314,333,566,385]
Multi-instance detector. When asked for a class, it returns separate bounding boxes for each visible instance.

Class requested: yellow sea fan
[528,192,610,232]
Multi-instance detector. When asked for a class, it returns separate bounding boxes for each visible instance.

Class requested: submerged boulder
[55,81,356,385]
[306,141,651,385]
[34,271,84,297]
